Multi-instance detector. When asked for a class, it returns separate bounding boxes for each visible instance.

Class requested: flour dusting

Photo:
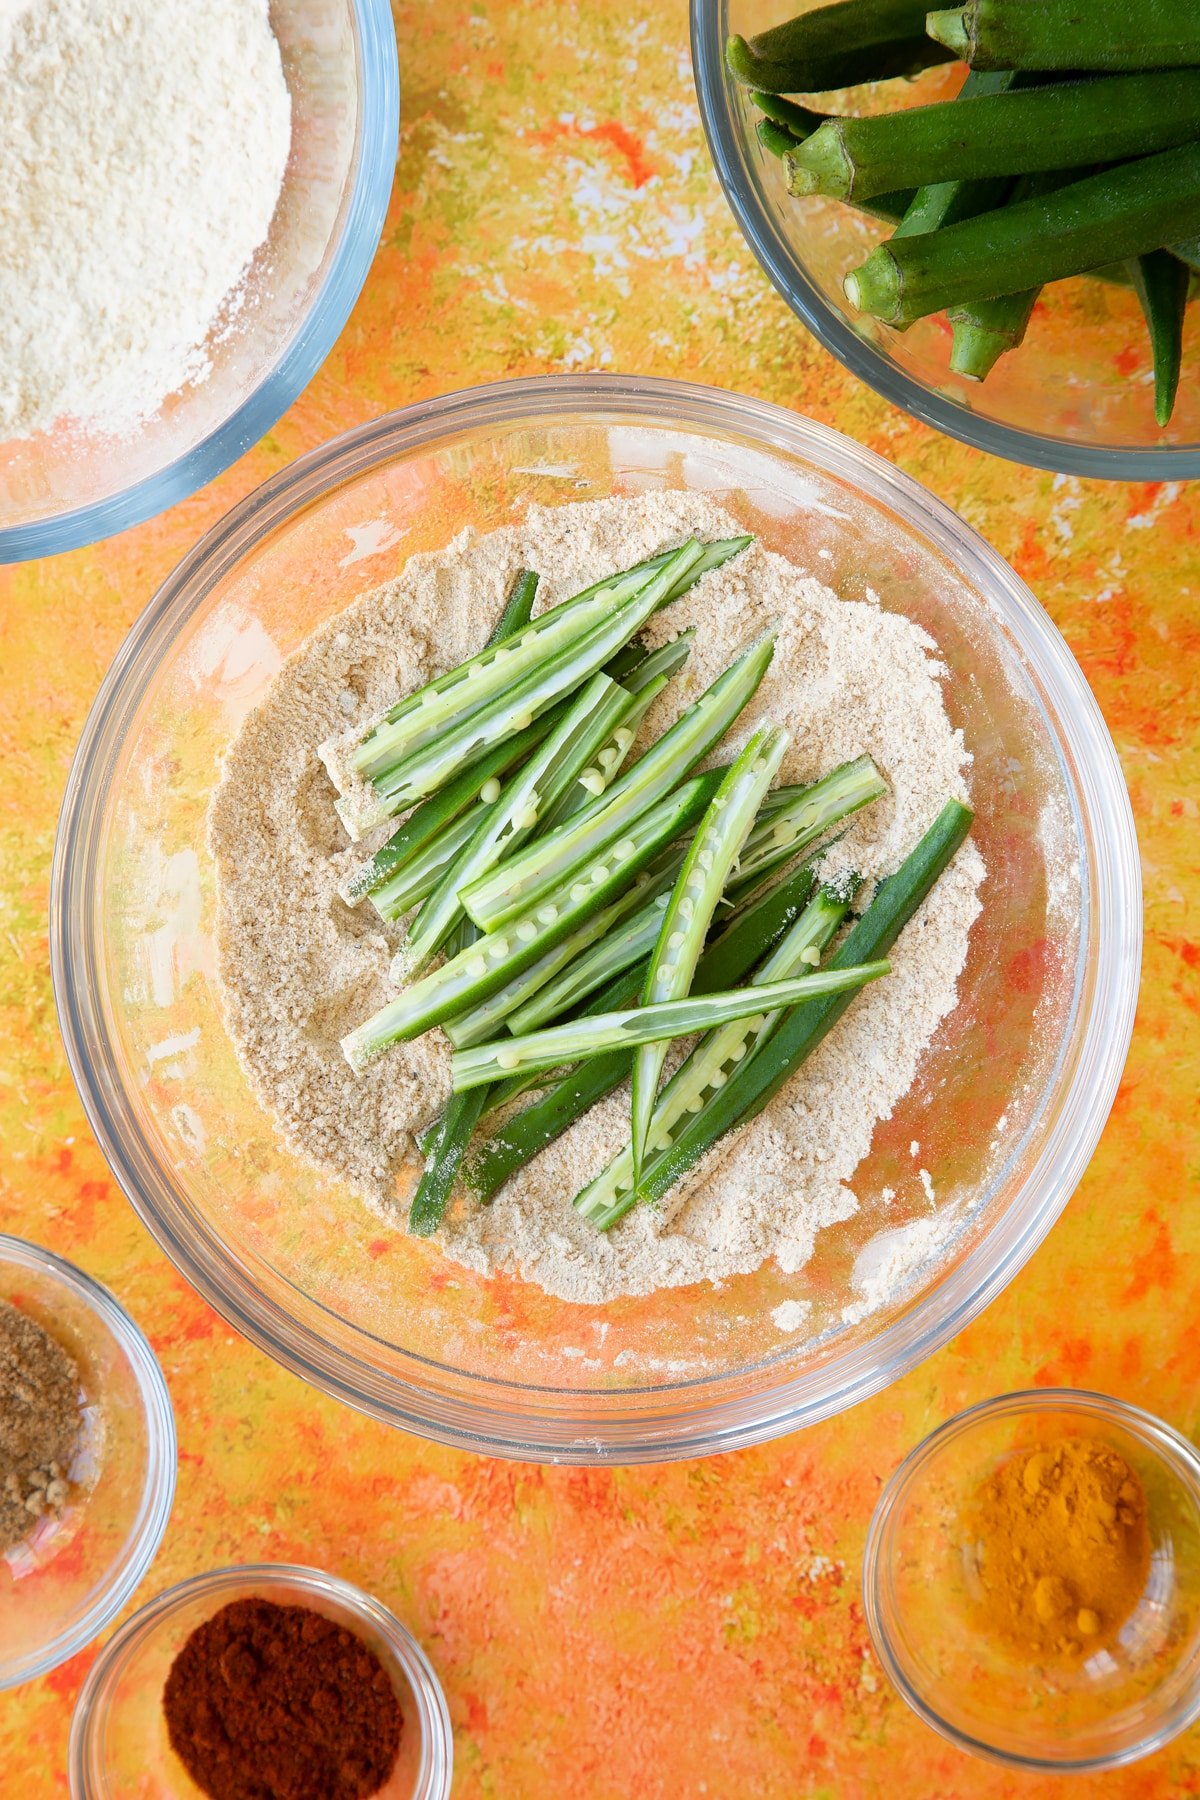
[0,0,291,437]
[209,494,984,1304]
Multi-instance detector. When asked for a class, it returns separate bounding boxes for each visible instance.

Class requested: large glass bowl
[0,0,399,563]
[692,0,1200,478]
[0,1235,175,1690]
[864,1391,1200,1771]
[68,1563,453,1799]
[50,373,1140,1463]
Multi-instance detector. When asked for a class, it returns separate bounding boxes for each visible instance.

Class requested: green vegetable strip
[341,547,704,836]
[575,535,751,619]
[946,171,1073,381]
[1129,249,1189,428]
[408,1086,489,1237]
[725,0,953,95]
[535,674,668,838]
[401,674,634,974]
[631,723,789,1178]
[504,883,674,1039]
[464,859,821,1200]
[461,631,776,933]
[342,771,724,1064]
[338,721,546,906]
[576,878,855,1230]
[618,630,695,695]
[429,856,820,1151]
[451,964,889,1092]
[442,852,682,1048]
[786,73,1200,203]
[348,540,703,791]
[368,802,494,924]
[845,145,1200,326]
[926,0,1200,73]
[485,568,539,647]
[891,70,1021,250]
[348,551,688,779]
[636,799,975,1209]
[723,754,886,904]
[1171,236,1200,276]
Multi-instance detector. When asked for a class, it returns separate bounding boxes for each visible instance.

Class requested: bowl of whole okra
[694,0,1200,476]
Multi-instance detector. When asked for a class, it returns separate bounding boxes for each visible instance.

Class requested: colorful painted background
[2,1,1199,1794]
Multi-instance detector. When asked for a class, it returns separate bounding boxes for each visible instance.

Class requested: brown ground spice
[0,1295,82,1554]
[965,1435,1151,1664]
[163,1597,403,1800]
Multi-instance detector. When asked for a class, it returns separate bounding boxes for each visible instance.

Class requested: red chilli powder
[163,1597,403,1800]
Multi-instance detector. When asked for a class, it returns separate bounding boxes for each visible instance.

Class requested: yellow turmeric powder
[964,1435,1151,1664]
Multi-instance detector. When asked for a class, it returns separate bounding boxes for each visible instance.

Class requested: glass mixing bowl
[50,373,1140,1463]
[692,0,1200,477]
[0,1235,175,1690]
[864,1391,1200,1771]
[68,1563,453,1800]
[0,0,399,563]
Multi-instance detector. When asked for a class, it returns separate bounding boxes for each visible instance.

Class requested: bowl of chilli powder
[68,1563,453,1800]
[864,1389,1200,1771]
[0,1234,174,1689]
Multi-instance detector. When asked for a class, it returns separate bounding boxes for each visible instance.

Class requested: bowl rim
[689,0,1200,480]
[862,1387,1200,1772]
[0,0,400,565]
[0,1233,176,1691]
[49,371,1141,1463]
[66,1561,454,1800]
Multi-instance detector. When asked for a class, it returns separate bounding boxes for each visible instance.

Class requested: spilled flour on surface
[210,493,984,1304]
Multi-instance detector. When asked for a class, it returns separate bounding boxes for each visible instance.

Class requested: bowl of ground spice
[864,1389,1200,1771]
[0,1234,175,1690]
[68,1563,453,1800]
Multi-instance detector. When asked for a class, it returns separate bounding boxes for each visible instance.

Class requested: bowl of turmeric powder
[863,1389,1200,1771]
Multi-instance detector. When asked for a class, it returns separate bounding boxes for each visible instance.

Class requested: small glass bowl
[0,1234,175,1690]
[68,1563,454,1800]
[864,1390,1200,1771]
[692,0,1200,477]
[0,0,399,561]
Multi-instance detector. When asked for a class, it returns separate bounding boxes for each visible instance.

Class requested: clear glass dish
[68,1562,453,1799]
[0,0,399,563]
[863,1390,1200,1771]
[50,372,1140,1463]
[0,1235,175,1690]
[692,0,1200,478]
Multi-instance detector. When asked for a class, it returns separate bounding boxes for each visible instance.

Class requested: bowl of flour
[0,0,398,562]
[50,376,1139,1462]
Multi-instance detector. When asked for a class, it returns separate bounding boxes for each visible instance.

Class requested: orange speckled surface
[2,2,1199,1795]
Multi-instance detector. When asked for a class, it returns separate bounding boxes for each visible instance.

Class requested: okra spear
[786,71,1200,204]
[845,145,1200,326]
[727,0,953,95]
[926,0,1200,73]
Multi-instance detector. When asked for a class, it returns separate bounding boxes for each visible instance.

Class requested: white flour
[0,0,291,438]
[210,495,984,1305]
